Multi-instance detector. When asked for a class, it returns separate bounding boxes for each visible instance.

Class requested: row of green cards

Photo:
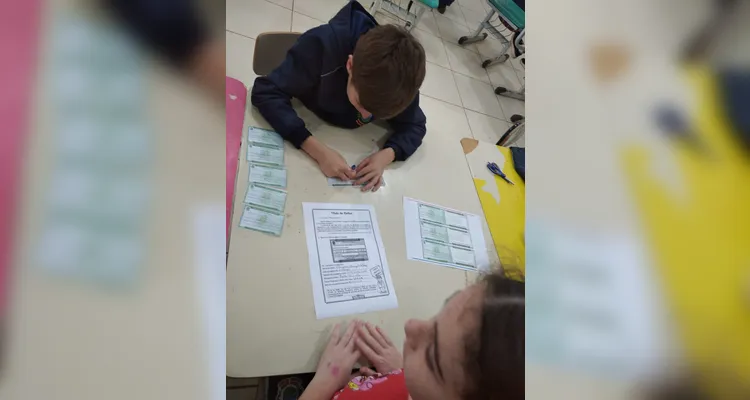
[417,203,476,267]
[240,127,288,236]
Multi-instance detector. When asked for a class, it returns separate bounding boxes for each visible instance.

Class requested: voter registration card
[239,204,284,236]
[249,163,287,188]
[247,144,284,166]
[248,126,284,148]
[327,177,386,187]
[245,183,287,213]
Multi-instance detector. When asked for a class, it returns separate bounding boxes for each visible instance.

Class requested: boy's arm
[250,33,323,148]
[384,95,427,161]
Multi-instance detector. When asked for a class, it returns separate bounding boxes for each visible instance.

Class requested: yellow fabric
[471,146,526,276]
[621,66,750,396]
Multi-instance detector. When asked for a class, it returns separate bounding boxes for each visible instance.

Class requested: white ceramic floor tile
[420,62,462,107]
[292,11,325,33]
[486,62,522,91]
[457,0,489,13]
[414,10,442,38]
[496,95,525,120]
[227,0,292,39]
[266,0,293,10]
[440,3,468,27]
[460,5,489,26]
[453,72,503,118]
[464,109,511,144]
[419,95,472,141]
[509,55,525,78]
[294,0,347,24]
[434,14,472,46]
[474,36,524,80]
[374,12,402,27]
[226,32,257,88]
[474,35,516,60]
[444,42,489,83]
[412,28,450,69]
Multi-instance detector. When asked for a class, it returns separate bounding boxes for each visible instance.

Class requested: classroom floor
[227,0,526,148]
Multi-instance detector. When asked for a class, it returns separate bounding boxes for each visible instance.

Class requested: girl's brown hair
[463,272,525,400]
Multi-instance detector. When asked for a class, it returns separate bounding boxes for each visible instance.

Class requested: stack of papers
[403,197,490,272]
[240,127,287,236]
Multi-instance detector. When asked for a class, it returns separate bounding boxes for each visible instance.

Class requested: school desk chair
[457,0,525,101]
[367,0,439,32]
[458,0,524,65]
[252,32,302,76]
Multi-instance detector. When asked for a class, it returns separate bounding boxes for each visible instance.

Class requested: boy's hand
[355,148,395,192]
[302,137,355,181]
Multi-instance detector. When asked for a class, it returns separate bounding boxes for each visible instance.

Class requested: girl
[299,271,524,400]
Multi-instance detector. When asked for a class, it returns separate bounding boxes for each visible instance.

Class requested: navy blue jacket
[250,1,427,161]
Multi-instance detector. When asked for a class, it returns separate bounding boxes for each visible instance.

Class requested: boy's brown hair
[351,25,426,119]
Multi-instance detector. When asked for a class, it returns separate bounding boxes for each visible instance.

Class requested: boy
[251,1,427,192]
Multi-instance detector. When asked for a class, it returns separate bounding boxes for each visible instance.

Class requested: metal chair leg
[457,10,495,46]
[495,83,525,102]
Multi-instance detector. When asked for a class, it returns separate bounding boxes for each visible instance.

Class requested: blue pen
[487,162,514,185]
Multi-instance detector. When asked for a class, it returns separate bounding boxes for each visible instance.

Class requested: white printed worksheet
[302,203,398,319]
[403,197,491,272]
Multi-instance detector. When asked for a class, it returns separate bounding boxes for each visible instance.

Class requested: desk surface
[0,2,225,399]
[226,95,498,377]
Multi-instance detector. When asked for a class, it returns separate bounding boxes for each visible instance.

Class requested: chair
[252,32,302,76]
[494,56,524,101]
[367,0,438,32]
[496,114,524,146]
[457,0,524,68]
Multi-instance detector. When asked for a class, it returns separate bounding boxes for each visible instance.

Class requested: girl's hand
[307,321,361,397]
[355,323,403,374]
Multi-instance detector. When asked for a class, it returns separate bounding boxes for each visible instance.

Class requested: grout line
[262,0,293,11]
[437,4,468,29]
[289,8,327,26]
[290,0,294,31]
[424,60,512,121]
[451,68,492,86]
[421,62,513,124]
[227,29,256,41]
[460,106,478,141]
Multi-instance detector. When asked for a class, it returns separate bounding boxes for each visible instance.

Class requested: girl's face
[402,284,483,400]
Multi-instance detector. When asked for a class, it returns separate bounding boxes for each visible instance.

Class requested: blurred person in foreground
[293,271,524,400]
[103,0,224,100]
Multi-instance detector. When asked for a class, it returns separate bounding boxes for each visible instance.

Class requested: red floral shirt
[331,369,409,400]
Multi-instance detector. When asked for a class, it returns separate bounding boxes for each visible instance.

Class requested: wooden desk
[226,95,498,377]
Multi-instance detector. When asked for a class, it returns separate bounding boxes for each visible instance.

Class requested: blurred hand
[302,137,355,181]
[355,322,403,374]
[355,148,395,192]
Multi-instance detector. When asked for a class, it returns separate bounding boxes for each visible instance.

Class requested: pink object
[226,77,247,246]
[0,1,41,313]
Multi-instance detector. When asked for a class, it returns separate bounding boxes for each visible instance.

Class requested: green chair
[458,0,525,68]
[458,0,525,101]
